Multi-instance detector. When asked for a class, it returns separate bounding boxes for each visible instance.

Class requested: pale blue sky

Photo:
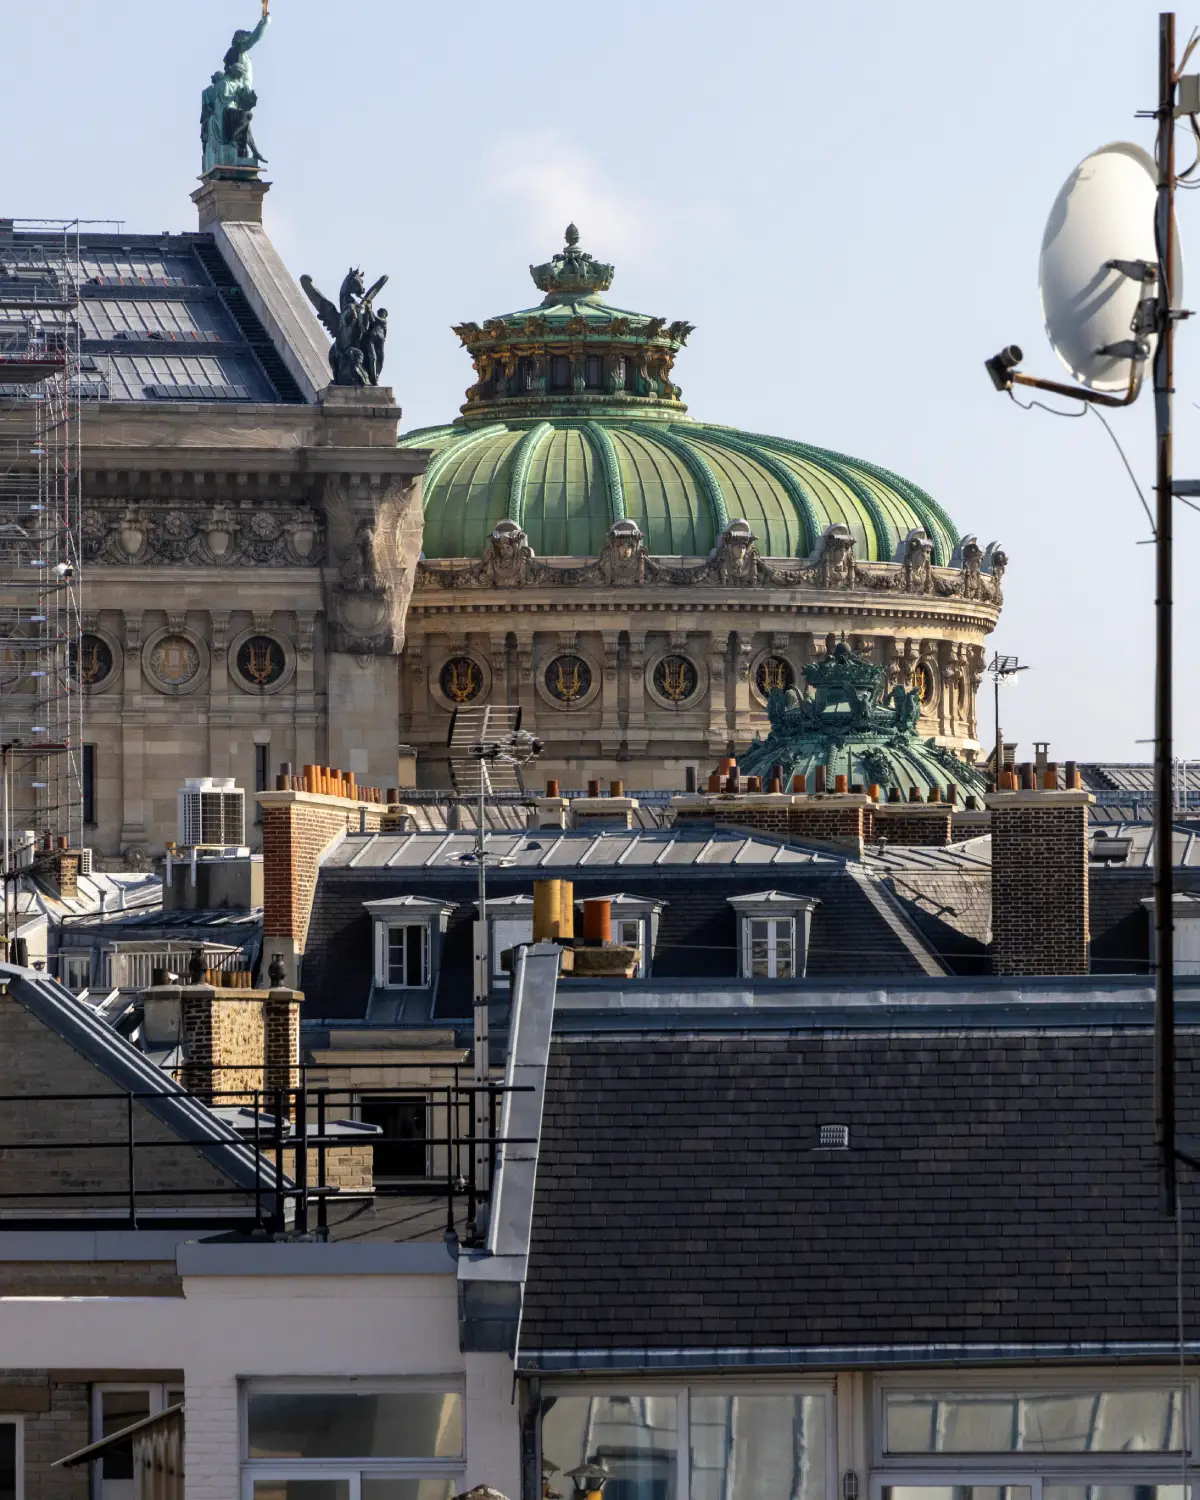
[1,0,1194,762]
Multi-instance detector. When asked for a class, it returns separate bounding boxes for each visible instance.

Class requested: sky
[0,0,1196,761]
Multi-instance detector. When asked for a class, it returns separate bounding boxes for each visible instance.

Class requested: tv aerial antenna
[445,705,543,1222]
[984,13,1197,1214]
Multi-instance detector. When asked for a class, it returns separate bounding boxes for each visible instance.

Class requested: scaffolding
[0,219,83,895]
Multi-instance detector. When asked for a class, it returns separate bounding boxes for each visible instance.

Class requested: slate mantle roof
[0,229,304,404]
[519,1028,1200,1369]
[302,830,943,1022]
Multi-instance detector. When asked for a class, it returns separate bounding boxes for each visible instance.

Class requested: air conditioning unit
[178,778,245,850]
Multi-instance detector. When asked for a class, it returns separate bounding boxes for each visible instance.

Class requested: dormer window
[364,896,455,994]
[729,892,820,981]
[478,895,535,984]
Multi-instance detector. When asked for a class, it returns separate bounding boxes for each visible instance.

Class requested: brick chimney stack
[986,761,1092,975]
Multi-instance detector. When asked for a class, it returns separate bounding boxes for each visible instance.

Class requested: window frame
[355,1093,430,1180]
[0,1414,23,1500]
[239,1379,467,1500]
[743,916,795,979]
[871,1371,1198,1473]
[82,743,97,828]
[538,1378,837,1500]
[91,1384,180,1500]
[61,951,92,993]
[375,922,431,990]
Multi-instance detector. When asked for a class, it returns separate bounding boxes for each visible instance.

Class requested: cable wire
[1006,389,1088,419]
[1090,405,1158,535]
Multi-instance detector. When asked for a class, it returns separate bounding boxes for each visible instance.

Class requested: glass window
[1044,1488,1191,1500]
[614,918,647,975]
[247,1392,463,1461]
[99,1388,152,1482]
[881,1489,1032,1500]
[0,1423,17,1500]
[361,1482,458,1500]
[358,1097,428,1178]
[384,925,428,989]
[61,952,91,993]
[83,743,97,826]
[746,918,794,979]
[252,1484,351,1500]
[550,355,571,391]
[585,355,603,388]
[690,1394,826,1500]
[884,1391,1185,1455]
[542,1394,678,1500]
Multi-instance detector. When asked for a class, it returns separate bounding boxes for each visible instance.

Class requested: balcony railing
[0,1063,529,1239]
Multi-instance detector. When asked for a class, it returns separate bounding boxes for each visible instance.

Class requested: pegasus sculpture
[300,266,390,387]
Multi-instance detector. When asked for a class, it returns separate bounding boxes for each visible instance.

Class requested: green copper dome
[400,228,961,564]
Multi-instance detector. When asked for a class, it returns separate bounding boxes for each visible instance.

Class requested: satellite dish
[1039,141,1181,392]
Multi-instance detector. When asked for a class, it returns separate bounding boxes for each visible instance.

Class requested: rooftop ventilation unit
[817,1124,850,1150]
[178,777,245,851]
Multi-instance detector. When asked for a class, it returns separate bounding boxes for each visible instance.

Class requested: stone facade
[405,522,1001,792]
[73,393,424,864]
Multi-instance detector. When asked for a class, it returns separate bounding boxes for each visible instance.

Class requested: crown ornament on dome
[530,224,615,300]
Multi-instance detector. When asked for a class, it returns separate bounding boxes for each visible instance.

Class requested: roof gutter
[516,1340,1200,1375]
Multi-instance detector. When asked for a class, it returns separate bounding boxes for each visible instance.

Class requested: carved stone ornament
[81,504,326,568]
[414,516,1008,604]
[142,628,209,695]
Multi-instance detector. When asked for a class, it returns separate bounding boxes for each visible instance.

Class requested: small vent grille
[818,1123,850,1150]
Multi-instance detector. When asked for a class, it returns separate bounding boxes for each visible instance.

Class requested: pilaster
[208,611,232,780]
[706,631,730,755]
[600,630,622,756]
[625,632,648,753]
[119,611,147,856]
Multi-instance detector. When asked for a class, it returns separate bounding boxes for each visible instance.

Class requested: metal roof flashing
[458,941,560,1353]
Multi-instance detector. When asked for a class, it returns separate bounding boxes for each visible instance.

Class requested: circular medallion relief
[439,656,484,705]
[74,633,115,689]
[544,654,592,706]
[754,655,795,699]
[235,635,287,689]
[916,661,937,706]
[652,654,699,705]
[148,634,201,689]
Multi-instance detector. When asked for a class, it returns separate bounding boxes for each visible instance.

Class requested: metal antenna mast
[985,12,1192,1213]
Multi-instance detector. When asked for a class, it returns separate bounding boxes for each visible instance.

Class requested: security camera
[985,344,1024,391]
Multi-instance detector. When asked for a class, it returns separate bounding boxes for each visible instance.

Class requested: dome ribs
[651,424,730,541]
[789,437,956,567]
[505,420,554,531]
[582,420,627,525]
[689,425,821,558]
[740,430,896,561]
[418,424,504,515]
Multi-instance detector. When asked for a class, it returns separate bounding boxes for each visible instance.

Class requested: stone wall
[0,1371,89,1500]
[403,605,998,791]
